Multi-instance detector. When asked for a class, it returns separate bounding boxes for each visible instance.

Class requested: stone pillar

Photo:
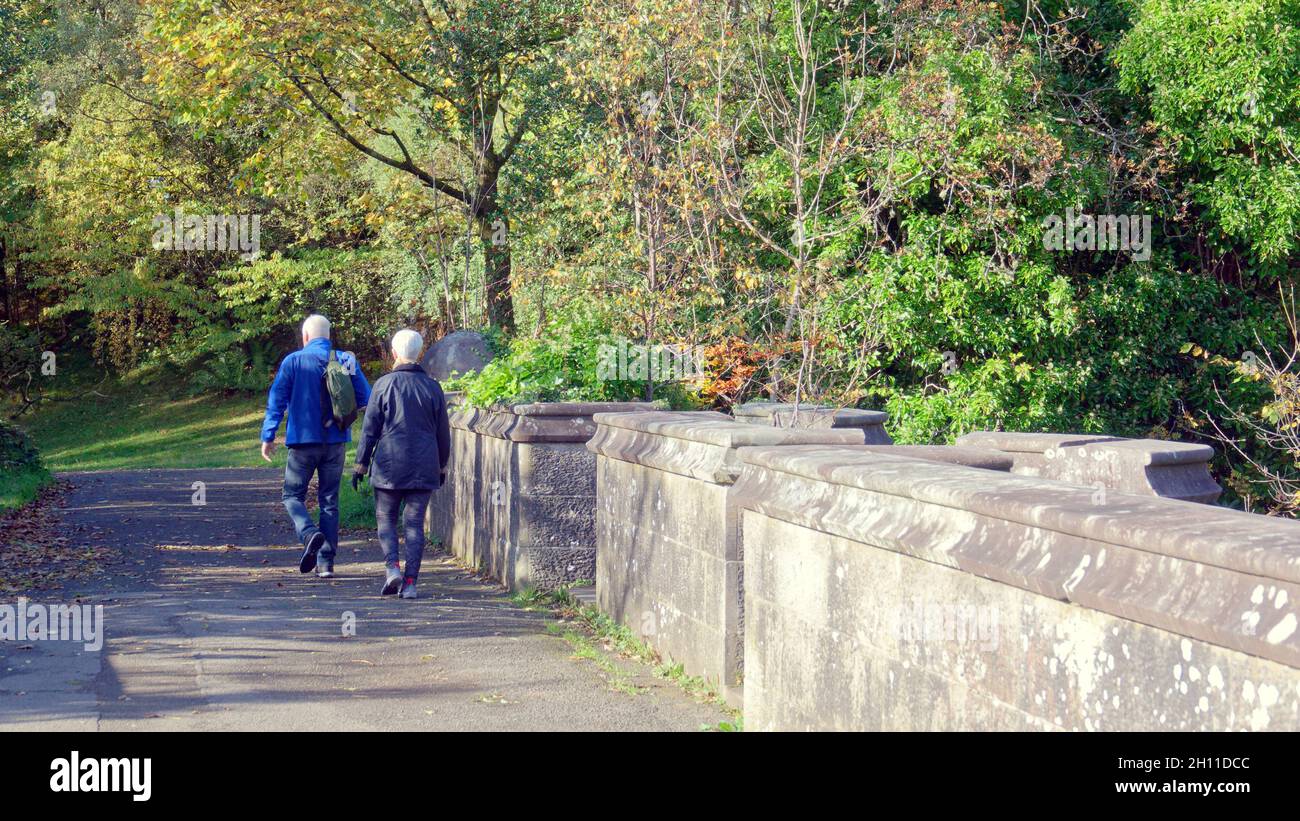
[954,431,1223,504]
[426,401,650,591]
[587,410,864,706]
[733,400,892,444]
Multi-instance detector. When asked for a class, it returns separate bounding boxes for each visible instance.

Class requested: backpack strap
[322,349,338,429]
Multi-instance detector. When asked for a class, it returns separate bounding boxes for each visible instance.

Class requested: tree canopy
[4,0,1300,510]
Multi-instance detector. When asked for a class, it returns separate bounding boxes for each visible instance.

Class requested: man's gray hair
[391,329,423,364]
[302,314,331,341]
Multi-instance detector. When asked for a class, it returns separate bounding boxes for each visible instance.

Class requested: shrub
[0,420,42,473]
[446,322,705,409]
[188,343,277,395]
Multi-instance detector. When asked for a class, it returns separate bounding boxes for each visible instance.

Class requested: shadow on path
[0,469,726,731]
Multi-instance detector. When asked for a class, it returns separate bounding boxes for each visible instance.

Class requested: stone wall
[734,445,1300,731]
[427,401,649,591]
[433,400,1299,730]
[587,411,865,705]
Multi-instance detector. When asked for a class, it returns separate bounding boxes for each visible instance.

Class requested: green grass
[6,361,376,527]
[546,621,648,696]
[0,465,53,512]
[341,479,377,529]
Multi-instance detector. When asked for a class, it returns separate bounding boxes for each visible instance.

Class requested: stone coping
[956,431,1214,465]
[955,431,1121,452]
[450,402,653,443]
[734,445,1300,668]
[588,411,864,484]
[1080,438,1217,466]
[733,401,888,426]
[956,430,1221,503]
[511,401,650,417]
[736,445,1300,584]
[849,445,1013,471]
[591,410,863,449]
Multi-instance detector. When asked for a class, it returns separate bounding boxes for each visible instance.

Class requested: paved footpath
[0,469,726,731]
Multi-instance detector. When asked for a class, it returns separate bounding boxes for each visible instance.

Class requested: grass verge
[0,465,53,512]
[6,361,375,527]
[513,585,744,731]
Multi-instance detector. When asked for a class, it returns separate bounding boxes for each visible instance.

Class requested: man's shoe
[381,563,403,596]
[299,532,326,573]
[399,578,417,599]
[317,561,335,579]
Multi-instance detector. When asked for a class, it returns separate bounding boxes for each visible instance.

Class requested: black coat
[355,364,451,491]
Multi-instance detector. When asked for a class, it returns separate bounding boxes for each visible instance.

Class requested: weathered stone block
[588,411,865,705]
[735,445,1300,731]
[955,431,1223,504]
[426,401,650,591]
[733,400,892,444]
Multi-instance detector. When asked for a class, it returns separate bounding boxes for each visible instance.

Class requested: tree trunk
[0,235,9,323]
[471,131,515,332]
[476,207,514,332]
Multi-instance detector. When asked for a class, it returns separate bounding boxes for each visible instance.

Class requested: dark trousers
[375,488,432,580]
[282,442,346,561]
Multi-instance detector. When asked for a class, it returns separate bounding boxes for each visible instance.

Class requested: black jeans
[374,488,432,580]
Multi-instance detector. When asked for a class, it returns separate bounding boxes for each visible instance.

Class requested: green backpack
[323,349,358,430]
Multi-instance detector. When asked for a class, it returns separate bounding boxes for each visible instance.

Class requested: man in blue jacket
[260,314,372,577]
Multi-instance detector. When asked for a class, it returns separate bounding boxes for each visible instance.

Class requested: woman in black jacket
[351,330,451,598]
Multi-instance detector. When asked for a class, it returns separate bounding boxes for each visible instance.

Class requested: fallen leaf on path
[475,692,516,705]
[0,481,119,594]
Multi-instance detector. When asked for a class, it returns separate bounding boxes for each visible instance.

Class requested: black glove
[351,463,368,492]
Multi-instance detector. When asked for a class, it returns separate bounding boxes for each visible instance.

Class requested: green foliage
[4,0,1300,514]
[0,321,41,398]
[188,343,276,395]
[208,248,422,360]
[0,416,49,510]
[446,321,704,408]
[0,418,42,473]
[1116,0,1300,268]
[878,261,1281,445]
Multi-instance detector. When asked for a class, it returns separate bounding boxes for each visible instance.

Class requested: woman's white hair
[391,329,424,364]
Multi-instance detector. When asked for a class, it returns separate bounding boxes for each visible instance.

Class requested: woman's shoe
[381,563,403,595]
[399,578,418,599]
